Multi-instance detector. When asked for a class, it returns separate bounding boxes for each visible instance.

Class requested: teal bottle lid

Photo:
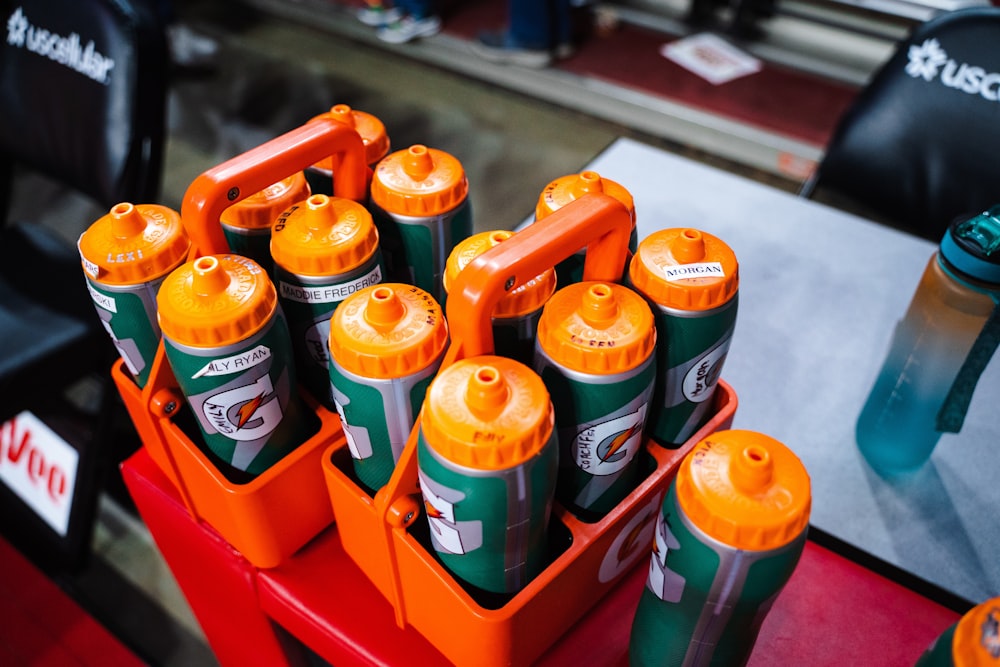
[940,206,1000,285]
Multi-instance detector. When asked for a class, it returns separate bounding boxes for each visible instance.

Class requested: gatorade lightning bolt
[534,171,637,286]
[328,283,448,494]
[628,228,739,447]
[157,254,313,478]
[534,282,657,520]
[916,595,1000,666]
[219,172,310,271]
[78,202,190,387]
[417,356,558,596]
[305,104,390,197]
[271,194,384,408]
[629,430,812,667]
[442,229,557,365]
[370,144,471,303]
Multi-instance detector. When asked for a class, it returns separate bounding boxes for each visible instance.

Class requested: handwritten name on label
[279,264,382,304]
[193,344,272,379]
[86,281,116,312]
[661,262,724,282]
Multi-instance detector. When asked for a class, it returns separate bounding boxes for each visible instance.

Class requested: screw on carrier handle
[373,192,633,626]
[444,193,633,362]
[179,118,368,256]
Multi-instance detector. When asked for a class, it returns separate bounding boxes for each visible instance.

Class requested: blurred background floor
[4,0,915,663]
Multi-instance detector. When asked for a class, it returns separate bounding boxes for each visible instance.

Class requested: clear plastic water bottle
[856,207,1000,475]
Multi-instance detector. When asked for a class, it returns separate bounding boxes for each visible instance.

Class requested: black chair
[0,0,168,571]
[800,8,1000,241]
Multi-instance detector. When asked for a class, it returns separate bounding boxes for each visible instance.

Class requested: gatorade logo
[682,344,727,404]
[5,7,115,84]
[906,38,1000,101]
[574,404,647,476]
[598,492,662,583]
[331,384,373,460]
[202,374,283,441]
[419,471,483,555]
[646,510,686,603]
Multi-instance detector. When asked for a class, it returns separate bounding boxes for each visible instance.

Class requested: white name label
[661,262,725,282]
[279,264,382,304]
[193,344,272,379]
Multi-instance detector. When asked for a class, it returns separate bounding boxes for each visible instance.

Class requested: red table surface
[123,448,960,666]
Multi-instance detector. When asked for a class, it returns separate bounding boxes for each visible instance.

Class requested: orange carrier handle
[137,119,367,514]
[180,118,368,256]
[374,192,633,625]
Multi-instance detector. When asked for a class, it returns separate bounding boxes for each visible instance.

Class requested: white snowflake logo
[906,38,948,81]
[6,7,27,47]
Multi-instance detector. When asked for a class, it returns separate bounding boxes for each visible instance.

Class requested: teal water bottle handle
[936,297,1000,432]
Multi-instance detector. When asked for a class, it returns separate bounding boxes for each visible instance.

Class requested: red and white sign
[0,411,79,536]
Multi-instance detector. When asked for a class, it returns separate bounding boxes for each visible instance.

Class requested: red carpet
[440,1,858,147]
[0,538,143,667]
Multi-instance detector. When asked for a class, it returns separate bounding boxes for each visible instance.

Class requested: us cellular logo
[906,38,1000,101]
[6,7,115,84]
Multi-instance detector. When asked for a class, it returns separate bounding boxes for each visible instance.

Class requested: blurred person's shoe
[376,15,441,43]
[554,41,575,60]
[167,23,219,71]
[356,5,403,27]
[471,31,552,68]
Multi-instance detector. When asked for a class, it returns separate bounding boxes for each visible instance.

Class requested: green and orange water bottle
[628,227,739,447]
[533,281,657,520]
[219,171,310,271]
[270,193,384,408]
[629,429,811,666]
[306,104,390,197]
[327,283,448,494]
[916,595,1000,666]
[417,356,558,598]
[78,202,190,387]
[369,144,471,303]
[157,254,313,479]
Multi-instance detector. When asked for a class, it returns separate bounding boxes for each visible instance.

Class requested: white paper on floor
[660,33,762,85]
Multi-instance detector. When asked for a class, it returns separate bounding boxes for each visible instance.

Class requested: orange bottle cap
[675,430,811,551]
[421,356,554,470]
[952,596,1000,666]
[443,229,557,318]
[536,282,656,374]
[219,172,310,231]
[328,283,448,379]
[78,202,190,285]
[629,227,738,311]
[270,194,379,276]
[370,144,468,217]
[309,104,390,169]
[535,171,635,224]
[157,255,277,347]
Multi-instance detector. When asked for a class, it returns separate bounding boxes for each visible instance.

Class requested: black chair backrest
[0,0,168,573]
[0,0,167,212]
[812,8,1000,240]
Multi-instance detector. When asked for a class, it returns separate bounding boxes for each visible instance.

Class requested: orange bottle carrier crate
[113,117,737,660]
[322,187,737,666]
[112,118,370,568]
